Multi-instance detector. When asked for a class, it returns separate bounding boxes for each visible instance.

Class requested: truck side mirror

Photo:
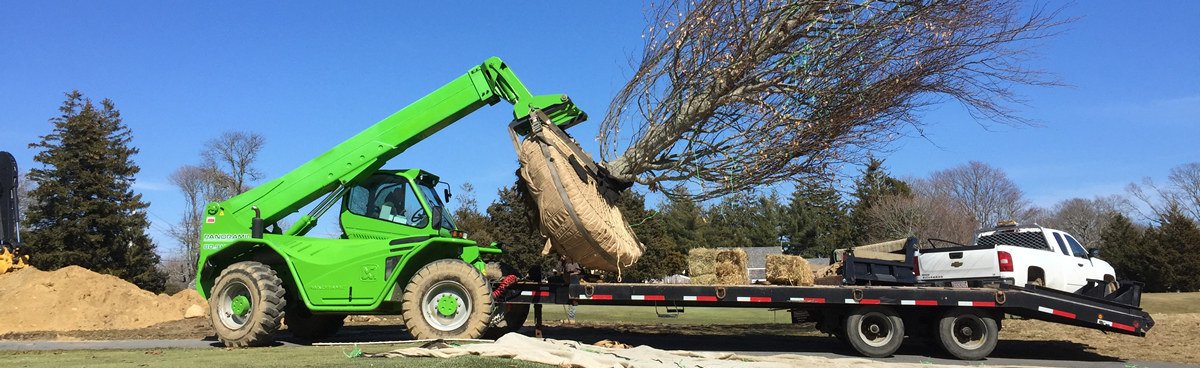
[1089,248,1100,258]
[444,188,452,202]
[430,206,443,230]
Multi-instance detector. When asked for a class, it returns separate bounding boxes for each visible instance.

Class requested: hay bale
[687,248,719,276]
[765,254,814,286]
[714,249,749,285]
[690,274,719,285]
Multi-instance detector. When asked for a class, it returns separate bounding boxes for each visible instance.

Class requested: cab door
[1063,234,1096,291]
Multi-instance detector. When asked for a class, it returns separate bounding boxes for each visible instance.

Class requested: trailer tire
[284,311,345,340]
[937,307,998,360]
[209,261,286,348]
[484,303,530,339]
[844,306,904,358]
[402,259,492,340]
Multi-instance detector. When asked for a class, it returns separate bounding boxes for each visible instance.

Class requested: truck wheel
[284,311,345,340]
[402,259,491,339]
[937,307,998,360]
[843,306,904,358]
[484,303,530,339]
[209,261,286,348]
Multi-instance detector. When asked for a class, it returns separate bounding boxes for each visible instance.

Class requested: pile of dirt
[688,248,748,285]
[0,266,208,334]
[764,254,814,286]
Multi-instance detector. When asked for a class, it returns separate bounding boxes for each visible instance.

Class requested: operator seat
[378,187,407,224]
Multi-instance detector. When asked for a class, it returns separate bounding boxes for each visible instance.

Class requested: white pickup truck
[915,223,1117,293]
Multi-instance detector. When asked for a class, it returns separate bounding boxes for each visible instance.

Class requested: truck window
[976,231,1051,250]
[1065,235,1089,259]
[1052,233,1070,256]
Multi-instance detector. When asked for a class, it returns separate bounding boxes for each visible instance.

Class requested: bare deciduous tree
[1041,195,1131,249]
[16,171,34,224]
[598,0,1069,199]
[923,161,1031,228]
[202,131,265,196]
[868,182,976,245]
[1128,162,1200,221]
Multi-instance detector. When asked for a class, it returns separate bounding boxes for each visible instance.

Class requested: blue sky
[2,1,1198,256]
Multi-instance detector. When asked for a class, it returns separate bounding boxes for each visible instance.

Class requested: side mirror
[429,206,443,230]
[444,188,452,202]
[1089,248,1101,258]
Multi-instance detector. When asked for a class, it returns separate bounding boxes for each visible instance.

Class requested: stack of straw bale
[687,248,748,285]
[765,254,814,286]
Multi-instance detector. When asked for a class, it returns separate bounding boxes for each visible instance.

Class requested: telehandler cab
[195,57,583,347]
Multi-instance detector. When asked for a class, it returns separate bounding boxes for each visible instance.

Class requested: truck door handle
[1077,263,1084,267]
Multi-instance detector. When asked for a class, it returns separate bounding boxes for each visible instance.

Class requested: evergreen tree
[700,194,756,249]
[1099,214,1151,285]
[23,91,167,292]
[781,180,849,258]
[452,182,494,248]
[1143,207,1200,292]
[847,158,911,244]
[609,190,685,282]
[659,187,708,252]
[484,181,554,278]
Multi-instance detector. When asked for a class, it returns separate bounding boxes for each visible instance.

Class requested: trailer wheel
[937,307,998,360]
[284,311,345,340]
[402,259,491,339]
[209,261,286,347]
[484,303,530,339]
[844,306,904,358]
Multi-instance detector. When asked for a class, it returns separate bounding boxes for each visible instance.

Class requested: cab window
[1065,235,1089,259]
[1052,233,1070,256]
[346,175,429,228]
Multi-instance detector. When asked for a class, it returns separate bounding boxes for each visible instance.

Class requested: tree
[597,0,1070,200]
[22,91,167,292]
[1141,207,1200,292]
[484,182,554,278]
[781,180,849,257]
[1041,195,1130,249]
[201,131,265,196]
[16,170,34,224]
[924,161,1031,228]
[1127,162,1200,221]
[658,186,708,252]
[847,158,911,243]
[608,190,685,282]
[1099,214,1151,285]
[452,182,494,247]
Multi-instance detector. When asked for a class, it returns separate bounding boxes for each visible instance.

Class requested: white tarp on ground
[364,333,1046,368]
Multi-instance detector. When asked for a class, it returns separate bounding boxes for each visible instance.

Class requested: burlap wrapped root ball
[765,254,814,286]
[517,134,644,272]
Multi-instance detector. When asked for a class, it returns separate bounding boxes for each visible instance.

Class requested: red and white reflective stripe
[789,297,825,303]
[683,295,719,302]
[1038,306,1076,319]
[520,291,550,297]
[578,294,612,300]
[957,301,996,307]
[736,297,771,302]
[632,295,665,301]
[901,300,938,306]
[844,299,881,304]
[1096,318,1135,332]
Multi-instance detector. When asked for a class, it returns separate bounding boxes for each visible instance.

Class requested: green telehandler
[195,57,585,347]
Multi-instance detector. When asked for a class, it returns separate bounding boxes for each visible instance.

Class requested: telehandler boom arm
[203,57,585,236]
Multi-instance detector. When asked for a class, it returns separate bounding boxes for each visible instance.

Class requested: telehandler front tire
[402,259,491,340]
[209,261,287,347]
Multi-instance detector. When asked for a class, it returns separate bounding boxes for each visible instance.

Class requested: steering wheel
[410,208,427,225]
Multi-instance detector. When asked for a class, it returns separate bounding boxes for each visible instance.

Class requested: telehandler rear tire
[209,261,287,348]
[402,259,491,340]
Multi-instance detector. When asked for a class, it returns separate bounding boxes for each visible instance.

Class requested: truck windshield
[418,184,457,230]
[976,231,1050,250]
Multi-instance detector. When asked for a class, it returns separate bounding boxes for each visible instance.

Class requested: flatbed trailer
[495,275,1153,360]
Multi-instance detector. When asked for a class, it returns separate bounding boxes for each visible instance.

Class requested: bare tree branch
[599,0,1072,200]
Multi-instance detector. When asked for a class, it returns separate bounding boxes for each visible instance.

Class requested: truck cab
[916,223,1116,293]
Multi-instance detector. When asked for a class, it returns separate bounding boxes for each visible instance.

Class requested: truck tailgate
[918,246,1000,281]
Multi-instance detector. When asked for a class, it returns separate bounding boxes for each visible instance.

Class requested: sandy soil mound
[0,266,208,334]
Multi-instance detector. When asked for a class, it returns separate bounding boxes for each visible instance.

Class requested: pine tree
[1099,214,1150,284]
[847,158,911,244]
[484,181,554,278]
[610,190,685,282]
[1144,208,1200,292]
[659,187,708,253]
[23,91,167,292]
[782,180,850,258]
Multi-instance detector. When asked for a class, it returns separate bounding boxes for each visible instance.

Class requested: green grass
[0,345,552,368]
[534,304,792,325]
[1140,292,1200,314]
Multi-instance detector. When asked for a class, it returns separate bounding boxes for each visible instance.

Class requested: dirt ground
[999,313,1199,365]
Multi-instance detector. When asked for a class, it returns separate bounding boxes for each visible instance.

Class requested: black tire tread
[401,259,492,340]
